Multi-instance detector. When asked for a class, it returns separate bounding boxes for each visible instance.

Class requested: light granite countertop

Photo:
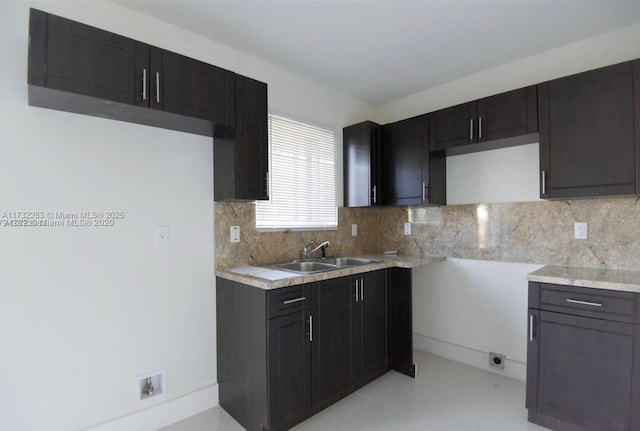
[528,265,640,293]
[215,254,446,290]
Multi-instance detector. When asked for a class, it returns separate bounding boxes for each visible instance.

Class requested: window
[256,114,337,230]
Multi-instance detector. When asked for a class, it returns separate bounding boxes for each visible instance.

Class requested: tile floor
[159,351,548,431]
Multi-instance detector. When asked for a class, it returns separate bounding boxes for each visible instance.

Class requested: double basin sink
[271,257,380,274]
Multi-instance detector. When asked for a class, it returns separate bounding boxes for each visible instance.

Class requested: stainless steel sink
[321,257,380,267]
[271,257,380,274]
[274,261,341,274]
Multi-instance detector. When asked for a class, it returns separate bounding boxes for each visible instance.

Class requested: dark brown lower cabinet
[217,269,412,431]
[312,276,355,406]
[527,282,640,431]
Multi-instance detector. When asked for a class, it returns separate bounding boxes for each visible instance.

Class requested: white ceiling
[117,1,640,106]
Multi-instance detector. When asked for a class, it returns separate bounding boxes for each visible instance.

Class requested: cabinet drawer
[535,283,636,323]
[267,284,311,319]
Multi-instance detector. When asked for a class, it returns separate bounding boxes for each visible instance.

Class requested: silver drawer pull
[283,297,306,305]
[566,299,603,307]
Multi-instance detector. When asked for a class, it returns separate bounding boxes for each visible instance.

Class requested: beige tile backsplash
[215,197,640,271]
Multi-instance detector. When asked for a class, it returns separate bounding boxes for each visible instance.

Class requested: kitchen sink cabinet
[312,276,355,406]
[429,86,537,154]
[526,282,640,431]
[268,308,312,429]
[382,114,446,206]
[217,268,413,431]
[343,121,382,207]
[215,74,269,201]
[538,60,640,199]
[28,9,235,137]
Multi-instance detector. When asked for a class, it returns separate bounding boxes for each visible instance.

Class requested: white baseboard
[413,334,526,382]
[85,384,218,431]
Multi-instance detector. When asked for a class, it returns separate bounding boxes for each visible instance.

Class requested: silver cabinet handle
[283,297,305,305]
[355,279,359,303]
[372,185,377,204]
[541,170,546,195]
[155,72,160,103]
[529,315,534,342]
[360,278,364,301]
[422,182,426,202]
[478,117,483,139]
[566,299,603,307]
[265,171,270,199]
[142,69,147,101]
[309,315,313,342]
[469,118,474,141]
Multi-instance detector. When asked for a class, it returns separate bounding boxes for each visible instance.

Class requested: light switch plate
[351,224,358,236]
[230,226,240,243]
[404,222,411,235]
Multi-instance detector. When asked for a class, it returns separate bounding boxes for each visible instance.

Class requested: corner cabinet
[343,121,382,207]
[382,115,446,205]
[538,60,640,199]
[429,86,538,155]
[28,8,269,202]
[526,282,640,431]
[217,269,410,431]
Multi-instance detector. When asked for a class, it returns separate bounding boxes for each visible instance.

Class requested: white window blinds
[256,114,337,230]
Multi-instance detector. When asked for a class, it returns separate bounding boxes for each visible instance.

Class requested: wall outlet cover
[574,222,588,240]
[489,352,506,370]
[404,222,411,235]
[351,224,358,236]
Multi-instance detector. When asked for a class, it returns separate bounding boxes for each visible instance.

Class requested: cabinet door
[429,102,477,151]
[477,86,537,143]
[539,61,640,199]
[152,49,235,128]
[234,74,269,200]
[528,310,633,431]
[268,310,312,430]
[383,116,445,205]
[343,122,381,207]
[352,270,388,379]
[29,9,144,106]
[312,277,353,405]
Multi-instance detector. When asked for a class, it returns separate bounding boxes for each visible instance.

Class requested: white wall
[383,23,640,381]
[0,2,371,431]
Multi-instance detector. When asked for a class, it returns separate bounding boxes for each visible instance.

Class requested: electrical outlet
[574,222,588,240]
[489,352,505,370]
[154,226,169,246]
[351,224,358,236]
[404,222,411,235]
[230,226,240,243]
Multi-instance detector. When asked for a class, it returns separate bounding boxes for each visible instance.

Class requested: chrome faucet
[302,240,330,259]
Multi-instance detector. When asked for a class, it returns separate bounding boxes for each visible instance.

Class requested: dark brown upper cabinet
[343,121,382,207]
[28,8,235,137]
[429,86,538,155]
[215,74,269,201]
[382,114,446,206]
[538,60,640,199]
